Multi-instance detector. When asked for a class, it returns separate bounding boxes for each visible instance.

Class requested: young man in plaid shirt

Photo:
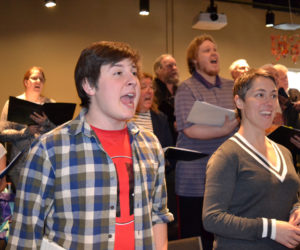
[8,41,173,250]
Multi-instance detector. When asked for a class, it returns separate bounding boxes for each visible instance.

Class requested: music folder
[7,96,76,126]
[163,146,208,162]
[187,101,236,126]
[267,125,300,152]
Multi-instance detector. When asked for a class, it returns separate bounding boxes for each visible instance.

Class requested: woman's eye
[114,71,122,76]
[132,71,137,76]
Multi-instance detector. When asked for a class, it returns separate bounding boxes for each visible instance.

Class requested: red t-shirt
[91,126,134,250]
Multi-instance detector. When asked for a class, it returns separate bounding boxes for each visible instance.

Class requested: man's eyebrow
[111,62,123,67]
[110,62,137,68]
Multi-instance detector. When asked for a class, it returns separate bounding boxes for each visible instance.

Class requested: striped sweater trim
[229,133,287,182]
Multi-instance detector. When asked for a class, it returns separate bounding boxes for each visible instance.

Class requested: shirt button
[110,205,114,209]
[132,193,134,196]
[108,234,112,238]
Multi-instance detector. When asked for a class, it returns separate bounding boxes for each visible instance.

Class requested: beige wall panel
[0,0,299,116]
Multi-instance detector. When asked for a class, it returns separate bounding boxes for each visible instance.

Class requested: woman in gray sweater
[203,69,300,250]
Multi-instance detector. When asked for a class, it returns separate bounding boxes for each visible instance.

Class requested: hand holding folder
[267,125,300,152]
[7,96,76,126]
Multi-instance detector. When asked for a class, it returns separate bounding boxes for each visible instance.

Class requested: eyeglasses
[29,76,45,82]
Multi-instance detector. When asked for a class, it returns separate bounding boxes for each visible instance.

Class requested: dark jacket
[151,110,173,148]
[154,78,178,143]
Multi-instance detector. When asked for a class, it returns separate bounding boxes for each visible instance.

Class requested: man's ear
[156,66,162,75]
[192,59,198,70]
[24,80,29,88]
[234,94,244,109]
[82,79,96,96]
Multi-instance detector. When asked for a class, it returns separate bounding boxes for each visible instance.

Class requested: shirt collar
[68,108,91,136]
[192,71,222,89]
[69,108,140,137]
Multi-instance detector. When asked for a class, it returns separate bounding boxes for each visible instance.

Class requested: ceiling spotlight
[45,0,56,8]
[265,10,274,27]
[139,0,149,16]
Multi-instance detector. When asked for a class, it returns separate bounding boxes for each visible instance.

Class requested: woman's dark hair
[233,68,277,119]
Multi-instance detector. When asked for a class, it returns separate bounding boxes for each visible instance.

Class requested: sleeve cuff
[262,218,276,240]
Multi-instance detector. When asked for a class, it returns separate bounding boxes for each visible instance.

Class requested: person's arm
[7,141,54,249]
[30,112,56,133]
[148,135,173,246]
[175,82,238,141]
[31,96,57,133]
[184,115,238,140]
[203,146,263,240]
[0,100,37,143]
[0,123,39,143]
[153,223,167,250]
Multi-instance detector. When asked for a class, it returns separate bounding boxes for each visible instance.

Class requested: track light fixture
[45,0,56,8]
[265,10,274,27]
[139,0,149,16]
[273,0,300,30]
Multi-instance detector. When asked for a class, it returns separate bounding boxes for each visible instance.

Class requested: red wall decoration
[271,34,300,63]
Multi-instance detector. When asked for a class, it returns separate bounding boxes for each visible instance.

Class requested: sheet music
[187,101,236,126]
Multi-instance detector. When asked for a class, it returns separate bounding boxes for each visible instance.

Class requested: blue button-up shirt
[8,109,173,250]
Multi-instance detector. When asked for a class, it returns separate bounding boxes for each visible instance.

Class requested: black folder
[7,96,76,126]
[163,146,208,161]
[267,125,300,152]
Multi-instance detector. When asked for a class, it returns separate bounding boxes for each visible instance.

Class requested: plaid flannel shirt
[7,109,173,250]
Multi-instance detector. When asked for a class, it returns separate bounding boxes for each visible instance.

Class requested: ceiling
[215,0,300,13]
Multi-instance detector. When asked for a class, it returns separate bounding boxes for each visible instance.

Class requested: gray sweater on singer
[203,133,300,250]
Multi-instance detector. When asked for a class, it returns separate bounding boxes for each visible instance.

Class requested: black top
[278,87,299,129]
[154,78,178,143]
[150,109,173,148]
